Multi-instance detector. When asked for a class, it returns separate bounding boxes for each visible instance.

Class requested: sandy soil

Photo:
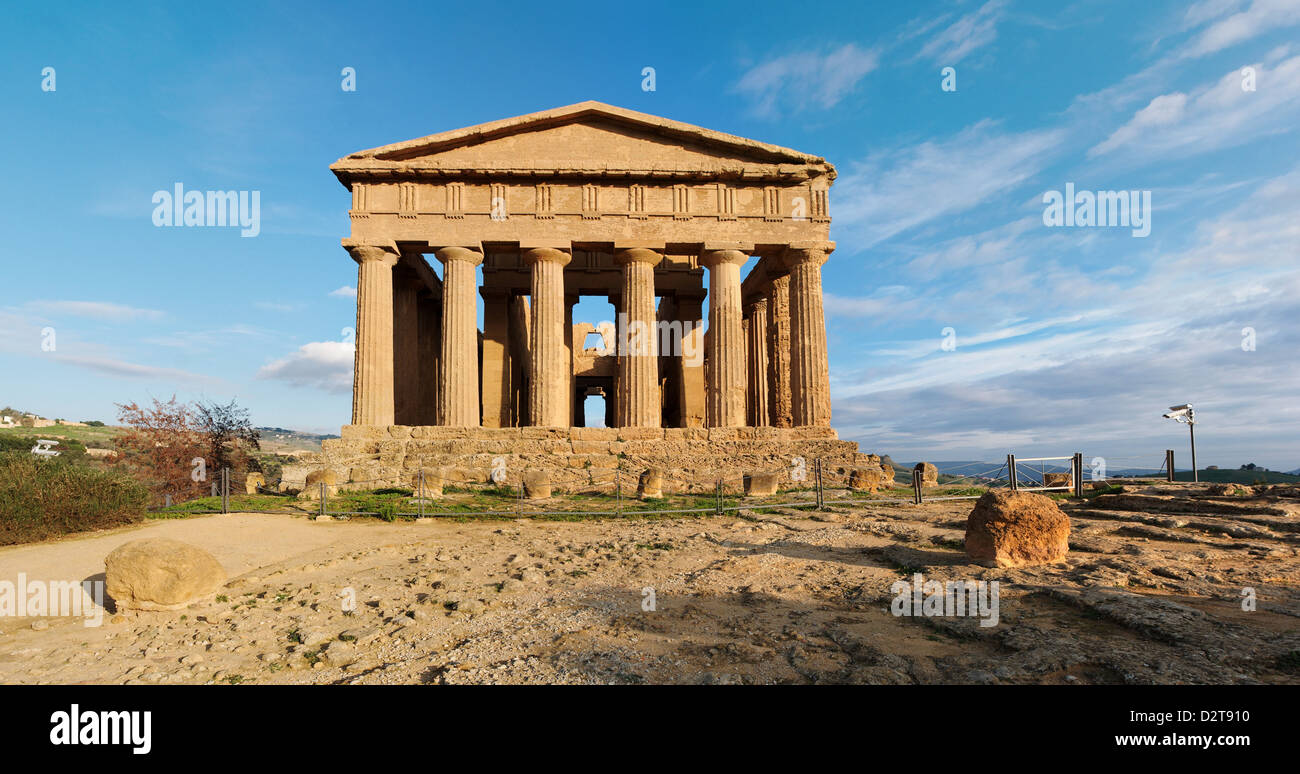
[1,484,1298,685]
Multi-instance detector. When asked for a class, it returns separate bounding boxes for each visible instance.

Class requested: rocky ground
[2,482,1298,685]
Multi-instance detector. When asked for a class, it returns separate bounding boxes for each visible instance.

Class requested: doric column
[615,247,662,427]
[349,244,399,425]
[435,246,483,427]
[700,246,750,427]
[785,242,833,427]
[767,275,793,427]
[480,287,511,428]
[523,247,571,427]
[745,298,771,427]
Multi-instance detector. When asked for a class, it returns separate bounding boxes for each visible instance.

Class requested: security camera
[1169,403,1192,412]
[1163,408,1188,419]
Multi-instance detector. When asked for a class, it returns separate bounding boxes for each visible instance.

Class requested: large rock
[914,462,938,487]
[299,469,338,500]
[849,466,889,493]
[1042,472,1071,488]
[244,472,265,494]
[524,471,552,500]
[411,467,447,497]
[638,468,664,499]
[964,490,1070,568]
[744,471,779,496]
[105,538,227,611]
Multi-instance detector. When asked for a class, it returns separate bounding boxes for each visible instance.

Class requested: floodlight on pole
[1161,403,1197,482]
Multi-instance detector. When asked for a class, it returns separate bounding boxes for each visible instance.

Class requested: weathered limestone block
[964,491,1070,568]
[105,538,227,612]
[1042,472,1072,488]
[300,469,339,500]
[848,466,889,493]
[744,471,780,496]
[638,468,665,499]
[914,462,939,487]
[524,471,552,499]
[411,467,448,497]
[244,472,264,494]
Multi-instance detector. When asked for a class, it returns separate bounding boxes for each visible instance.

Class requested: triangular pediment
[331,101,833,181]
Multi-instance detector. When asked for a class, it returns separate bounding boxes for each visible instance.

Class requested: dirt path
[0,513,409,585]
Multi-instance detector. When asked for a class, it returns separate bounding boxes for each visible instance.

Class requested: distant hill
[255,427,338,455]
[1173,469,1300,484]
[894,459,1300,485]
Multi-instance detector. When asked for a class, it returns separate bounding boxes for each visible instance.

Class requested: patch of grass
[224,674,245,685]
[149,493,308,517]
[636,541,675,551]
[1275,650,1300,674]
[1082,484,1126,499]
[0,451,148,544]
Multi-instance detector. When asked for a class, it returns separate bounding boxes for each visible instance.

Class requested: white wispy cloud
[833,120,1065,248]
[256,341,354,394]
[915,0,1007,64]
[733,43,878,116]
[52,354,216,385]
[1090,55,1300,159]
[329,286,357,298]
[26,300,164,321]
[1180,0,1300,58]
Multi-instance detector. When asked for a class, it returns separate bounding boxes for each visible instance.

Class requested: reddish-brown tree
[115,397,207,504]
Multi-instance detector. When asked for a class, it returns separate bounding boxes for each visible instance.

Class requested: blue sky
[2,0,1298,469]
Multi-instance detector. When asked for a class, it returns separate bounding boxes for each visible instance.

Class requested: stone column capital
[783,241,835,267]
[435,245,484,266]
[522,247,572,267]
[346,244,399,266]
[745,296,770,314]
[699,249,749,268]
[614,247,663,266]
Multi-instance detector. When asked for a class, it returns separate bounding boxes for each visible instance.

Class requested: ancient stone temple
[316,101,879,492]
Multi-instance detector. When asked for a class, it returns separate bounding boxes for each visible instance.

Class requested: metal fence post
[814,458,824,510]
[911,468,922,504]
[319,481,326,517]
[417,469,425,520]
[1072,452,1083,497]
[1165,449,1175,482]
[715,479,723,516]
[1007,454,1018,492]
[221,467,229,513]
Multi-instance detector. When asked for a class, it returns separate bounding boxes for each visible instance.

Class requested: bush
[0,452,148,544]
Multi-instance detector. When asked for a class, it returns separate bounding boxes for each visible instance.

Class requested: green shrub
[0,452,148,544]
[0,434,87,463]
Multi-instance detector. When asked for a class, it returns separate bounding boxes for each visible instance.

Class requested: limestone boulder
[244,472,265,494]
[744,471,780,496]
[299,469,338,500]
[105,538,227,612]
[638,468,664,499]
[914,462,938,487]
[964,490,1070,568]
[1042,472,1072,488]
[411,467,447,497]
[849,466,889,493]
[524,471,552,499]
